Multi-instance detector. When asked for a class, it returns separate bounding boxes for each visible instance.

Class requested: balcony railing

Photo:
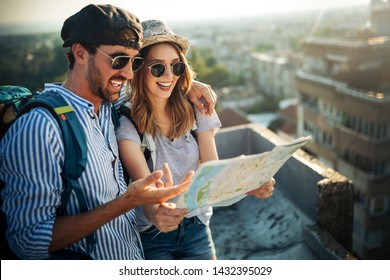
[296,70,390,103]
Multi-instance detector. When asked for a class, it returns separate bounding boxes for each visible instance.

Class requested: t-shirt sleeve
[194,106,222,133]
[116,114,142,145]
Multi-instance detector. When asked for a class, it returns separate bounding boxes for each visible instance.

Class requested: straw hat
[141,19,190,55]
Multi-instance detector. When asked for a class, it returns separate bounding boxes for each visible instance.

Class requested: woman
[117,19,220,260]
[117,19,275,260]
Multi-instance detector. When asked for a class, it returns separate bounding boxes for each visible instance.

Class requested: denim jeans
[140,216,216,260]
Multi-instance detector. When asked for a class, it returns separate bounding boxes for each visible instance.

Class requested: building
[251,52,300,99]
[370,0,390,36]
[295,34,390,259]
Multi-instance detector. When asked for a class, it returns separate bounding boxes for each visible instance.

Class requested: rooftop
[304,36,390,48]
[209,124,355,260]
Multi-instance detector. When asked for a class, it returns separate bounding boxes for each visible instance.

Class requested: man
[0,4,216,260]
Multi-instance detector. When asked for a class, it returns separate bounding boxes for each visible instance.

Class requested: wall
[212,124,354,259]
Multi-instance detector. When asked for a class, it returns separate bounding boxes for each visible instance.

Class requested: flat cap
[61,4,143,49]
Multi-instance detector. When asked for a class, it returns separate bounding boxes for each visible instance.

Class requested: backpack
[0,86,39,138]
[0,85,94,259]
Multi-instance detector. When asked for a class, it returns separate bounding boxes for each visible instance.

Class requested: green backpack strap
[18,91,96,251]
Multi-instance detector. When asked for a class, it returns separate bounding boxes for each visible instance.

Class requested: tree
[0,33,67,91]
[188,47,232,89]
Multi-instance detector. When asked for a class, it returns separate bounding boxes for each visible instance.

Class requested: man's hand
[187,81,217,116]
[50,164,192,252]
[126,167,194,207]
[247,178,276,199]
[143,163,191,232]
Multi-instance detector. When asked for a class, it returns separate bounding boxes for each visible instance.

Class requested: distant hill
[0,21,61,36]
[0,32,67,91]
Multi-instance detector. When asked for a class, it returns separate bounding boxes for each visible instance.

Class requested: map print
[175,136,311,210]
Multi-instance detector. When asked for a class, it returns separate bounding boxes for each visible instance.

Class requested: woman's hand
[246,178,276,199]
[144,163,192,232]
[152,203,188,233]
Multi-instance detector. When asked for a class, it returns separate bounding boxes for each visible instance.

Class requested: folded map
[175,135,312,210]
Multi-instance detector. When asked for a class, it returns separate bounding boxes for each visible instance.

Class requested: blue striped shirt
[0,84,143,260]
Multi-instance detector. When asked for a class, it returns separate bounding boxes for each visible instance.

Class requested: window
[370,195,388,216]
[339,111,389,140]
[353,188,366,206]
[321,131,333,147]
[365,230,384,249]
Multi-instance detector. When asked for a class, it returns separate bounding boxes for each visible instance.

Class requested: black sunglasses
[95,48,144,71]
[145,62,186,78]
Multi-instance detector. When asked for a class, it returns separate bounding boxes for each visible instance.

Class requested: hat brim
[142,34,190,55]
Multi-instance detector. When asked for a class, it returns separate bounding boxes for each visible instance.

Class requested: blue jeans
[140,216,216,260]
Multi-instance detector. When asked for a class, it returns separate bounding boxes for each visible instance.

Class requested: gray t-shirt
[116,104,221,231]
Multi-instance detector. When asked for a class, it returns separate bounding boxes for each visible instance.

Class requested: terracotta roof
[218,108,251,128]
[277,104,297,135]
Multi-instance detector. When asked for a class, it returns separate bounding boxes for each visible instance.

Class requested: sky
[0,0,370,25]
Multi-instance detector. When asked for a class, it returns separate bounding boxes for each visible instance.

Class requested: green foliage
[0,34,245,92]
[254,43,274,52]
[243,95,281,114]
[188,47,238,89]
[268,118,284,132]
[0,33,67,91]
[288,35,305,52]
[312,27,352,38]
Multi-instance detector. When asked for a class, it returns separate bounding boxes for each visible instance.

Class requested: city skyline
[1,0,370,25]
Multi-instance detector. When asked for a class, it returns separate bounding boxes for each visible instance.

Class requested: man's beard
[87,59,122,103]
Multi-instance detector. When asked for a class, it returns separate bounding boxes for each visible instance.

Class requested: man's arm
[1,111,191,258]
[50,170,192,251]
[187,81,217,116]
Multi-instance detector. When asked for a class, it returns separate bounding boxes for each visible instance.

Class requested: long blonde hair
[128,43,196,139]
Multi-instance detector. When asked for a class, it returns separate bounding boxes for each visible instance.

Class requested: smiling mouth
[157,82,172,89]
[110,79,124,88]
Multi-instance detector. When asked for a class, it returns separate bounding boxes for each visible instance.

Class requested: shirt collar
[43,83,111,112]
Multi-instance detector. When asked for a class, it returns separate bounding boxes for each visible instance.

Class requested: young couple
[0,4,275,260]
